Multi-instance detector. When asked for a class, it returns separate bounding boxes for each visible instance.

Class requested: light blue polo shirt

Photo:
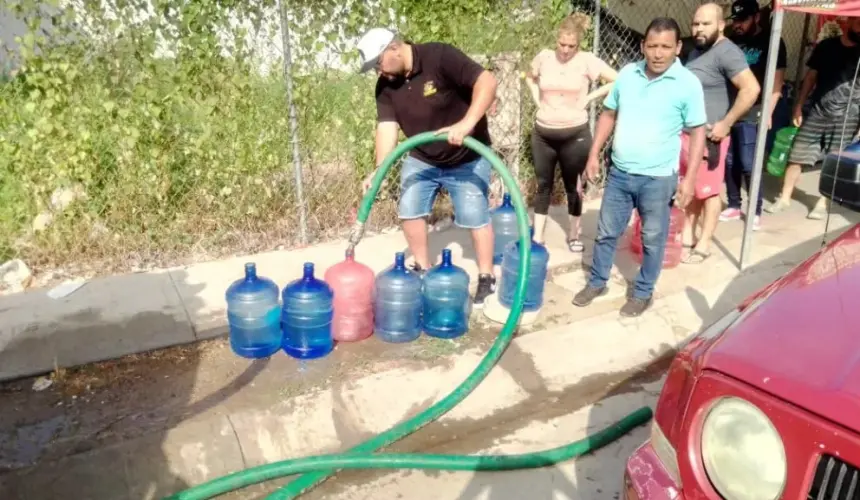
[603,59,707,176]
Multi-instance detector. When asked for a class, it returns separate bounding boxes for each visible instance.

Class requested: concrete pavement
[2,169,859,498]
[0,205,587,382]
[3,198,855,499]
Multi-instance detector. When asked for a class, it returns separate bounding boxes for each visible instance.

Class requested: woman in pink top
[526,14,618,251]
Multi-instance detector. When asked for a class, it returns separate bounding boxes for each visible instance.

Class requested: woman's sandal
[682,248,711,264]
[567,239,584,253]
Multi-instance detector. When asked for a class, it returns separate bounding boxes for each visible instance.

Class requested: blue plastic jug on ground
[281,263,334,360]
[225,263,282,359]
[374,252,423,343]
[422,248,470,339]
[499,227,550,312]
[491,192,519,265]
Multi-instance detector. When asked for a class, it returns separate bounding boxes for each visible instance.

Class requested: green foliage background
[1,0,581,271]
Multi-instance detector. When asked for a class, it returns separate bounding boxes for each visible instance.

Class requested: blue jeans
[725,121,774,216]
[399,155,492,229]
[588,167,677,299]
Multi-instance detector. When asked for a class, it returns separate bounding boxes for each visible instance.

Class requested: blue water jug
[374,252,423,343]
[491,192,519,265]
[499,227,550,312]
[225,263,282,359]
[422,248,470,339]
[281,262,334,359]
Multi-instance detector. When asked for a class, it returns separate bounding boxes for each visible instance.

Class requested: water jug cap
[441,248,452,265]
[502,192,512,205]
[244,262,257,279]
[344,248,355,261]
[303,262,315,279]
[394,252,405,269]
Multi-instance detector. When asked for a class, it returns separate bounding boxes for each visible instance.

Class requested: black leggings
[530,123,592,216]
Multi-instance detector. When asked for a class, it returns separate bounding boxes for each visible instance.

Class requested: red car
[624,223,860,500]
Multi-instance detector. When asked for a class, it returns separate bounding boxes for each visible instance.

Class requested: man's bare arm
[589,109,617,158]
[768,68,785,124]
[684,125,707,181]
[723,69,761,127]
[374,121,400,167]
[794,69,818,114]
[462,71,498,129]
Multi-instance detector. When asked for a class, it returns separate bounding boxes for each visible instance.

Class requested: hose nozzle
[346,221,366,254]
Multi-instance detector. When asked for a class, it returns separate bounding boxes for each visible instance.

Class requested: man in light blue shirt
[573,17,707,317]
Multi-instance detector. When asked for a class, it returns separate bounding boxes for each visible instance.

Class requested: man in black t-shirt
[768,18,860,219]
[720,0,788,229]
[355,28,499,307]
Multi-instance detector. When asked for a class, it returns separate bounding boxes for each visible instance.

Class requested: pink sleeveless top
[530,49,610,129]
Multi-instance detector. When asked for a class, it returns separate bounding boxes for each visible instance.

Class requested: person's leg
[768,111,826,213]
[735,122,763,226]
[573,167,634,307]
[624,172,676,316]
[530,126,558,244]
[689,138,730,259]
[808,113,859,219]
[441,156,496,306]
[755,127,776,217]
[679,132,701,247]
[398,156,440,272]
[721,124,744,221]
[683,199,701,247]
[557,124,591,252]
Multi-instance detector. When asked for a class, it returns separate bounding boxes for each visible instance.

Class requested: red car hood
[704,224,860,432]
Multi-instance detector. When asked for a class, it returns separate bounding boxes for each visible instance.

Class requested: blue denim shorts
[399,155,491,229]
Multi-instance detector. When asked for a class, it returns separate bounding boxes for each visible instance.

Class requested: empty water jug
[499,227,550,312]
[630,206,685,269]
[422,248,470,339]
[491,192,518,265]
[374,252,423,343]
[281,263,334,359]
[225,263,282,359]
[324,250,375,343]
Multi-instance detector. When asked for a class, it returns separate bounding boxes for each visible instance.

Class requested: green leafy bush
[0,0,577,272]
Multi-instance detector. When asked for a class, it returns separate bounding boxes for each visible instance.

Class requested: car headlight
[701,397,787,500]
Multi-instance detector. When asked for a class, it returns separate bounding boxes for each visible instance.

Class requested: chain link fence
[0,0,823,283]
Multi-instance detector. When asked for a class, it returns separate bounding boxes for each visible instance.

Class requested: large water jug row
[225,247,480,360]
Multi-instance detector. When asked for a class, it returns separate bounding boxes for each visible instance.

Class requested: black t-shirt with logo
[729,29,787,122]
[375,42,492,167]
[807,36,860,116]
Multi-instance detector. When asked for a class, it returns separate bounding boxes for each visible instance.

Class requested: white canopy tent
[742,0,860,269]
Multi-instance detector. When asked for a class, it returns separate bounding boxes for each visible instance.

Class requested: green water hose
[164,132,653,500]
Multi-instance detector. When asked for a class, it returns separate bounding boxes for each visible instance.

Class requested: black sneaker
[572,285,608,307]
[620,296,653,317]
[473,274,496,309]
[408,262,426,278]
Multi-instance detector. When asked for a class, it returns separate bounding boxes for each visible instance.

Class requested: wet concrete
[0,268,583,475]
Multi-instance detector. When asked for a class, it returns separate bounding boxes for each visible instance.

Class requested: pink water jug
[630,207,685,269]
[324,249,375,342]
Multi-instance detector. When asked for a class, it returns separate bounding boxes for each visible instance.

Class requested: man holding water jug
[355,28,500,308]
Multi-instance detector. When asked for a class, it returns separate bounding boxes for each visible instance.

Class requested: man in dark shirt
[356,28,499,306]
[720,0,788,229]
[768,18,860,219]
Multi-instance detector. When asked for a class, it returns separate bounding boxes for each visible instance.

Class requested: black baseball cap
[730,0,760,20]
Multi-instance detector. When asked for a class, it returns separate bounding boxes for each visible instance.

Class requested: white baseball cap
[356,28,395,73]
